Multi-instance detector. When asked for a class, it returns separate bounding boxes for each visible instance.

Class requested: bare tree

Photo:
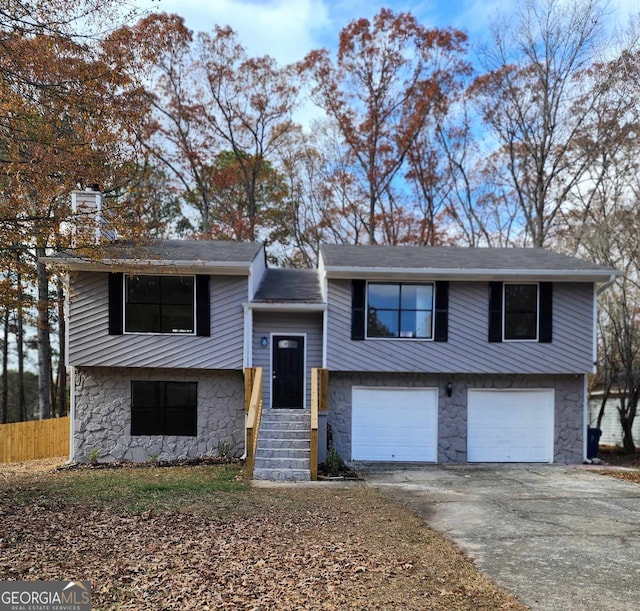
[472,0,611,247]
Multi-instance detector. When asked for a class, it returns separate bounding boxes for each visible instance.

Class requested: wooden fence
[0,417,70,463]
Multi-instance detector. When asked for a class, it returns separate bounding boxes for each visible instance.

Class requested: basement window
[131,381,197,436]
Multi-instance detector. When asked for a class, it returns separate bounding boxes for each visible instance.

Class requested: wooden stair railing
[244,367,264,479]
[310,368,329,480]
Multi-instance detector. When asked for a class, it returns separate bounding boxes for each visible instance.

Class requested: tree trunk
[56,279,67,416]
[16,272,26,422]
[621,416,635,454]
[619,390,638,454]
[596,378,613,430]
[36,246,52,419]
[368,186,376,244]
[1,306,8,424]
[50,367,57,417]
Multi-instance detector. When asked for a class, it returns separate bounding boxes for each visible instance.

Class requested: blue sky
[137,0,638,66]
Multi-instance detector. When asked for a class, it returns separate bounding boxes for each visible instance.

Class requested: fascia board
[43,257,252,275]
[323,266,623,283]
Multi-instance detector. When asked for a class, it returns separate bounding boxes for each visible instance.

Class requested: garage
[352,387,438,461]
[467,389,555,462]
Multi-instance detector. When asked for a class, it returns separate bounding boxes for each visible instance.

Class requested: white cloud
[140,0,332,65]
[139,0,640,61]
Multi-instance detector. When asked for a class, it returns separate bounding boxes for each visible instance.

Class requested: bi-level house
[46,191,618,478]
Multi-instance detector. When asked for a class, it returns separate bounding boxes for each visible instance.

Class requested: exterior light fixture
[446,382,453,397]
[260,336,268,347]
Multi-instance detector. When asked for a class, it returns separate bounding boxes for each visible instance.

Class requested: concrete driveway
[361,464,640,611]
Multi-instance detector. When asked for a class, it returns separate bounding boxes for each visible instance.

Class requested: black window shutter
[196,275,210,337]
[488,281,503,343]
[434,281,449,342]
[351,280,366,341]
[108,272,123,335]
[539,282,553,343]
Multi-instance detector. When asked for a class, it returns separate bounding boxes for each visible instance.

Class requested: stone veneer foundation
[73,367,245,463]
[328,372,585,464]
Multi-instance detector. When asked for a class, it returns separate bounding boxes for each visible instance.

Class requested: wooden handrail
[310,368,329,480]
[244,367,256,412]
[311,369,319,480]
[244,367,263,479]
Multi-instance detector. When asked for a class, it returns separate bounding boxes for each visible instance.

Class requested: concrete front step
[254,456,310,470]
[256,447,310,459]
[253,409,312,481]
[258,438,310,450]
[261,409,310,421]
[253,467,311,481]
[257,420,309,431]
[259,428,310,440]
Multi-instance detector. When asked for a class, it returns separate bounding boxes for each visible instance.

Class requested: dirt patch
[0,463,525,610]
[598,446,640,468]
[59,456,242,471]
[596,446,640,485]
[0,456,67,479]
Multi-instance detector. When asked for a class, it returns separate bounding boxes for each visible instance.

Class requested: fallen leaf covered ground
[597,446,640,485]
[0,459,525,610]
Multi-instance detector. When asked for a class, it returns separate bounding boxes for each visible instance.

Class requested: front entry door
[272,335,305,408]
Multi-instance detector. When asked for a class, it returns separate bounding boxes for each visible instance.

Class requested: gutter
[323,266,620,283]
[596,273,618,296]
[42,257,252,275]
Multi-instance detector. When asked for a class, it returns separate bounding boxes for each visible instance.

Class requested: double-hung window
[367,283,434,339]
[489,281,552,343]
[131,381,197,436]
[503,283,538,341]
[125,275,195,334]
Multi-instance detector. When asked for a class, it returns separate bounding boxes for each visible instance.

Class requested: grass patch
[7,463,247,513]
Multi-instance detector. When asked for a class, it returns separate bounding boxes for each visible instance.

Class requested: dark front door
[272,335,305,408]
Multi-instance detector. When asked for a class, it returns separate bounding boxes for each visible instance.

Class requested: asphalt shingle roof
[319,244,615,273]
[105,240,263,263]
[253,269,323,303]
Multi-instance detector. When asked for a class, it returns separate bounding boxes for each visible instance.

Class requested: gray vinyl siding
[252,311,323,408]
[326,280,594,374]
[68,271,246,369]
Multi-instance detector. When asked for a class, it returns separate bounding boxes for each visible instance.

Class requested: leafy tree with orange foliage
[109,13,301,243]
[302,8,470,244]
[0,0,149,419]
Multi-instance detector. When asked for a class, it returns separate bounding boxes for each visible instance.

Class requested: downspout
[69,367,76,463]
[583,374,588,463]
[585,274,616,462]
[593,274,617,371]
[64,273,74,463]
[596,273,617,296]
[242,303,252,460]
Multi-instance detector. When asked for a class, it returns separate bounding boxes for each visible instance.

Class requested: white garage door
[467,389,554,462]
[352,387,438,461]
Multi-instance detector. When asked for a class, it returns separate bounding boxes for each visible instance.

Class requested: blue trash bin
[587,427,602,459]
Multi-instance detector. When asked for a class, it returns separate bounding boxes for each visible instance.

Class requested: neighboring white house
[588,389,640,447]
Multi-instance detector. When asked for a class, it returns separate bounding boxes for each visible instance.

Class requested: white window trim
[365,281,435,341]
[123,273,197,336]
[502,282,539,342]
